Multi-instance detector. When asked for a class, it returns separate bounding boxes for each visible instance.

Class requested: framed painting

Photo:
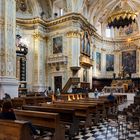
[106,54,114,71]
[96,52,101,71]
[53,36,63,54]
[122,50,136,73]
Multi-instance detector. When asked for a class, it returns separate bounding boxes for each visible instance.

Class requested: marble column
[0,0,18,99]
[32,32,47,92]
[66,31,81,77]
[114,51,121,78]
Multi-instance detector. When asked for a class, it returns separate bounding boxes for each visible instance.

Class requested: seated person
[48,86,53,96]
[0,100,16,120]
[0,100,38,135]
[3,93,11,100]
[107,92,116,102]
[56,88,61,96]
[94,88,99,99]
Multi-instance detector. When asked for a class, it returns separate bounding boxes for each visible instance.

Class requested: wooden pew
[71,99,107,119]
[0,119,34,140]
[22,105,79,138]
[23,96,51,105]
[12,96,51,107]
[11,98,24,109]
[41,102,93,128]
[57,100,102,124]
[60,94,118,119]
[15,109,65,140]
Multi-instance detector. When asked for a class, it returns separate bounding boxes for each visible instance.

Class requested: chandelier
[108,10,137,28]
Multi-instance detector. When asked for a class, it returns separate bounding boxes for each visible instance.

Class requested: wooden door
[54,76,62,92]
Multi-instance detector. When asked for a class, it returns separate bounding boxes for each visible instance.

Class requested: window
[106,28,111,38]
[60,8,63,16]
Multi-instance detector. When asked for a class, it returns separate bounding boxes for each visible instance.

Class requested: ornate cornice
[16,13,97,33]
[16,17,47,27]
[16,13,140,44]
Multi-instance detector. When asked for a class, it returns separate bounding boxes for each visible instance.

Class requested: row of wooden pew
[0,96,51,108]
[0,94,127,140]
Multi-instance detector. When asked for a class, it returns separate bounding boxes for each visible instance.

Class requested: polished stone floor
[42,100,140,140]
[72,121,140,140]
[72,100,140,140]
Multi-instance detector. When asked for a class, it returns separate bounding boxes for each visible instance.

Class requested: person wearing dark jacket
[107,92,116,102]
[3,93,11,100]
[0,100,38,135]
[0,100,16,120]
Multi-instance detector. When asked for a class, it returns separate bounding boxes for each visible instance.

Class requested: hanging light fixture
[107,0,138,29]
[108,10,137,28]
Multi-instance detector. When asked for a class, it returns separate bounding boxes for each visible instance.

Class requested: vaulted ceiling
[16,0,140,30]
[88,0,140,26]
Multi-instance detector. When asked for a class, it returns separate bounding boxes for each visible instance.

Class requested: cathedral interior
[0,0,140,140]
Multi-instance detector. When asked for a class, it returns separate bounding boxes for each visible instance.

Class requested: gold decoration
[108,11,137,24]
[16,0,32,13]
[66,31,81,38]
[33,32,46,40]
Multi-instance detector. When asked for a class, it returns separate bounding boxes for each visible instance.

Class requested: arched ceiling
[16,0,140,30]
[88,0,140,26]
[16,0,53,19]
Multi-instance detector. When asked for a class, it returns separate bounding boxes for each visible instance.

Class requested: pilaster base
[0,76,19,99]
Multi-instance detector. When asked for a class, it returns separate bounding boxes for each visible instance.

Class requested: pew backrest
[0,119,34,140]
[15,109,65,140]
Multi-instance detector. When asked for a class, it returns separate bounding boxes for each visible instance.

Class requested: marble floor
[42,100,140,140]
[43,120,140,140]
[72,100,140,140]
[72,121,140,140]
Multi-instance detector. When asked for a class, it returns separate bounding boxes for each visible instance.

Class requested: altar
[104,86,124,93]
[111,79,132,92]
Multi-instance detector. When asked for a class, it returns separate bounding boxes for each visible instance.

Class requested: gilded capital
[33,32,46,40]
[66,31,80,38]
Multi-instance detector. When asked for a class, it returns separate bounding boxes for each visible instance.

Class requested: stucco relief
[66,0,72,12]
[16,0,32,13]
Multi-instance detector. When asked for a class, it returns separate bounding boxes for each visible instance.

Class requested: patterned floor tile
[73,121,140,140]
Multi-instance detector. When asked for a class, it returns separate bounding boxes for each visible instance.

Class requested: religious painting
[53,36,63,54]
[122,50,136,73]
[106,54,114,71]
[96,52,101,71]
[119,23,138,36]
[81,32,90,56]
